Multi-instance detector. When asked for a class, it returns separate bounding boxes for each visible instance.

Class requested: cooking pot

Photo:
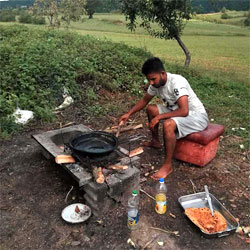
[69,131,118,157]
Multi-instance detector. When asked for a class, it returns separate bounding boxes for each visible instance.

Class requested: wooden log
[92,167,105,184]
[55,155,75,164]
[129,147,144,157]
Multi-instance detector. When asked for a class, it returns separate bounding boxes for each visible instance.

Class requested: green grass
[1,13,249,85]
[67,15,250,85]
[195,11,248,26]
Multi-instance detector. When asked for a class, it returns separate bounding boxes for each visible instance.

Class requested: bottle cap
[132,190,137,195]
[159,178,164,183]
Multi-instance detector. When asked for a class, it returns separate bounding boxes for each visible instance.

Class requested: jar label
[128,210,139,227]
[155,194,167,214]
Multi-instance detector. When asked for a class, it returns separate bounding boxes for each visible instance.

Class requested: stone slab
[33,124,91,157]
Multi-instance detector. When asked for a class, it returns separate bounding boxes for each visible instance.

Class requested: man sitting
[119,57,209,179]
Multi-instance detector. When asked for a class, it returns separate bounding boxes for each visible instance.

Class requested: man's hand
[149,116,160,130]
[119,113,130,125]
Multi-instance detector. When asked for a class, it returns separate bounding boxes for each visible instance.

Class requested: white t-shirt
[147,73,206,114]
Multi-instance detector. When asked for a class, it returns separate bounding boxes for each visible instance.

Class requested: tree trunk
[175,35,191,67]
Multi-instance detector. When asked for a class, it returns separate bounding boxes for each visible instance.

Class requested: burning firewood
[93,167,105,184]
[129,147,144,157]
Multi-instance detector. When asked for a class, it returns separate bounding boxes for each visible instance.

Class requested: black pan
[69,131,118,157]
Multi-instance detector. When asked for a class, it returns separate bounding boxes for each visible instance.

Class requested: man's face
[146,72,166,88]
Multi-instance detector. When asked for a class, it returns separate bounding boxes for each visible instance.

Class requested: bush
[0,9,16,22]
[19,11,33,23]
[221,13,230,19]
[0,25,151,137]
[32,16,46,25]
[244,12,250,26]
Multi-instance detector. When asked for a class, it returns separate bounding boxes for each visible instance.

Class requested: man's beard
[153,75,165,88]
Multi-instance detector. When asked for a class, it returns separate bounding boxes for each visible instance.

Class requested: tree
[33,0,86,28]
[120,0,193,67]
[33,0,59,27]
[60,0,86,27]
[85,0,102,19]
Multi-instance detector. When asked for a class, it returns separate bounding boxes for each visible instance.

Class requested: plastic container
[127,190,139,230]
[155,178,167,214]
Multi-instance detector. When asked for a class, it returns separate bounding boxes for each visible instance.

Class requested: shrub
[0,9,16,22]
[32,16,46,25]
[221,13,230,19]
[0,25,151,137]
[244,12,250,26]
[19,11,33,23]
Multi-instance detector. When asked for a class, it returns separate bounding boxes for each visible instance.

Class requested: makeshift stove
[33,124,140,216]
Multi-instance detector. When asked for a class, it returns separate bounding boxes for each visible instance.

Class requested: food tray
[178,192,239,238]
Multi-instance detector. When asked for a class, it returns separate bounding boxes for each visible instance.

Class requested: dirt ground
[0,101,249,250]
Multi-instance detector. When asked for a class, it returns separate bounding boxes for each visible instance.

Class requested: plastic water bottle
[155,178,167,214]
[127,190,139,230]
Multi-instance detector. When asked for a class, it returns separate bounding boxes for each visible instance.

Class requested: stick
[115,121,124,137]
[105,124,143,134]
[149,227,179,236]
[65,186,73,203]
[189,179,197,193]
[140,189,155,201]
[141,236,157,250]
[62,122,74,128]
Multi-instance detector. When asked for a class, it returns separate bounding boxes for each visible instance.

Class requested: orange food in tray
[185,207,227,233]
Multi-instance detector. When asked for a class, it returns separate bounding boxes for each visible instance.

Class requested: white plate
[61,203,91,224]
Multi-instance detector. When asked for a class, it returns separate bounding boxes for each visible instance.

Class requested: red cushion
[184,123,225,145]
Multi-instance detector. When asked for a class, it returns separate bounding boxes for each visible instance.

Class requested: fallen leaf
[230,204,237,208]
[157,242,164,246]
[144,172,149,177]
[246,238,250,244]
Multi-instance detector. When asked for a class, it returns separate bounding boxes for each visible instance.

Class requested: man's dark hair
[141,57,165,75]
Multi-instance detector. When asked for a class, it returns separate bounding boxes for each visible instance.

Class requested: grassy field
[195,11,248,26]
[69,14,250,85]
[1,13,249,84]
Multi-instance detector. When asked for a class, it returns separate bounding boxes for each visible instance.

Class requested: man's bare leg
[151,119,176,179]
[142,104,161,149]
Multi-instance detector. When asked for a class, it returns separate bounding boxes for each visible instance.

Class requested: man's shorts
[157,104,209,139]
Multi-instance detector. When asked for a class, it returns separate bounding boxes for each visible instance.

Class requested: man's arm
[119,93,154,124]
[149,95,189,129]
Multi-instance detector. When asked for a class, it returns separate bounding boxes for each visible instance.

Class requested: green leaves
[121,0,192,39]
[0,25,151,137]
